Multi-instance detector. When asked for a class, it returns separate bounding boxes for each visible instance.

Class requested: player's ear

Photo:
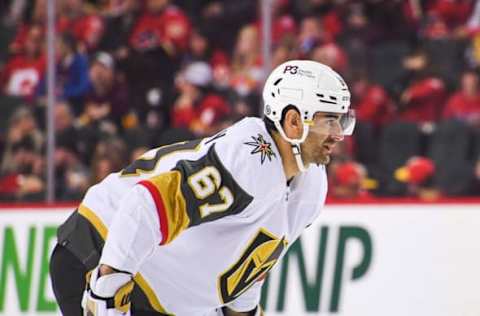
[283,108,303,139]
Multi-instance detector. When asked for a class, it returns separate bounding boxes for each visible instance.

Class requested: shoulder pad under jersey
[204,117,285,200]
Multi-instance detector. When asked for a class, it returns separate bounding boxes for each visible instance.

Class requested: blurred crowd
[1,0,480,202]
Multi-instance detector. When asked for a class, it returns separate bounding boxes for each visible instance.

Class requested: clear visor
[307,110,356,136]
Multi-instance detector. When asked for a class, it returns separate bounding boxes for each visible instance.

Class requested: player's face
[301,112,344,165]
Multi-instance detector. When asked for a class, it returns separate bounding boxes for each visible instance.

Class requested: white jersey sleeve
[99,185,162,274]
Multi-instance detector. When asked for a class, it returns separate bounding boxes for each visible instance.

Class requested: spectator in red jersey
[443,70,480,126]
[172,62,230,136]
[10,0,104,53]
[9,0,69,55]
[395,156,440,200]
[328,160,374,200]
[352,74,396,130]
[349,72,396,179]
[129,0,191,55]
[1,24,45,99]
[427,0,473,31]
[398,50,446,124]
[60,0,105,52]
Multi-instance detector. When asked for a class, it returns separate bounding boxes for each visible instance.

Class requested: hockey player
[49,60,355,316]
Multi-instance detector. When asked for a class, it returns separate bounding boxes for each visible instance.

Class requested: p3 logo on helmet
[283,65,298,74]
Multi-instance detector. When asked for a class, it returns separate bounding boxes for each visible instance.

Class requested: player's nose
[329,121,344,142]
[329,129,344,142]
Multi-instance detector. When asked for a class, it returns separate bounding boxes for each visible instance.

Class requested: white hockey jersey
[78,117,328,315]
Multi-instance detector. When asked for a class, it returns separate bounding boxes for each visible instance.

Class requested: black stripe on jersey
[174,144,253,226]
[121,139,202,176]
[204,130,227,145]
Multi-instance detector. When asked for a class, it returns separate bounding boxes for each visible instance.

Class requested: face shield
[306,110,356,136]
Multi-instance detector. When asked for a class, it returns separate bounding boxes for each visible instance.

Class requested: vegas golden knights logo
[218,228,287,303]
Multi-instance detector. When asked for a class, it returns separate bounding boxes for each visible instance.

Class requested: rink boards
[0,203,479,316]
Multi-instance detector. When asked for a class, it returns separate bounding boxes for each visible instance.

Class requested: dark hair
[60,33,77,53]
[12,135,36,153]
[263,104,299,133]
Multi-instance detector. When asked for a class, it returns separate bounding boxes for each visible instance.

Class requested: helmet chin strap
[273,121,310,173]
[291,143,306,172]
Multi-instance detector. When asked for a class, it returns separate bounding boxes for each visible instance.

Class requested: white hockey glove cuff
[82,266,134,316]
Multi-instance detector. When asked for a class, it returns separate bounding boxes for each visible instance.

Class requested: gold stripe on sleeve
[146,171,190,244]
[78,204,108,239]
